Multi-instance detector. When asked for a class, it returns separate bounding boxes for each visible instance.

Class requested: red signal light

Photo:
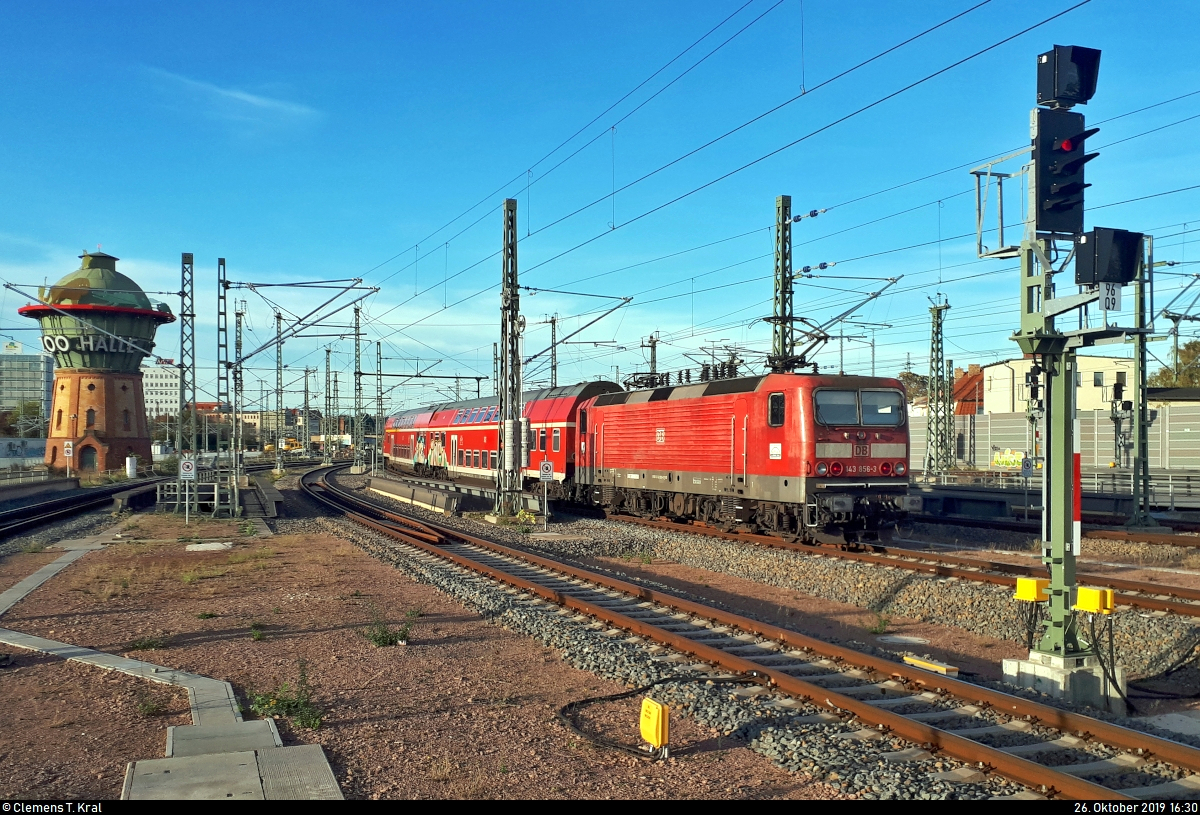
[880,462,892,476]
[829,461,844,476]
[1060,137,1074,151]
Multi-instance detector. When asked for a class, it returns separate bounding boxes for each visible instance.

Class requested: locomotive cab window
[813,390,858,425]
[860,391,904,426]
[767,393,785,427]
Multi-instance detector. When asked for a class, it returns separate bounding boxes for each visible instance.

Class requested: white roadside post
[539,459,554,531]
[64,440,73,480]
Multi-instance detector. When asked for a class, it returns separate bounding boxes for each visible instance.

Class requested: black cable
[1089,614,1135,714]
[556,671,769,759]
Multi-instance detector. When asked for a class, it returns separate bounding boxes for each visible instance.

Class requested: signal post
[977,46,1144,712]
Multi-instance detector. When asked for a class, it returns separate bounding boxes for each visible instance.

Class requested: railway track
[608,514,1200,619]
[0,460,317,539]
[0,479,164,538]
[916,511,1200,542]
[303,464,1200,800]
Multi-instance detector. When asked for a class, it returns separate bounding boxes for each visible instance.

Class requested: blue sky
[2,0,1199,412]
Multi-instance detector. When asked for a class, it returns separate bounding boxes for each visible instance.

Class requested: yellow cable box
[639,698,669,750]
[1013,577,1050,602]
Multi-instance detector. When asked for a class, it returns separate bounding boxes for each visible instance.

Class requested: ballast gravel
[0,507,127,558]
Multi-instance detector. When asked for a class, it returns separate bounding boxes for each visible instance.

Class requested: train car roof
[590,372,903,407]
[388,380,622,420]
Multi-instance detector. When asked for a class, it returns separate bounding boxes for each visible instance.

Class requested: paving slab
[168,720,281,758]
[257,745,344,800]
[124,751,264,800]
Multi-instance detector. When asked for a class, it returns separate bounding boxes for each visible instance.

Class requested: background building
[141,361,180,418]
[0,343,54,419]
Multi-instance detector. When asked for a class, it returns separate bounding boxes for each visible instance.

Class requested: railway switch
[1014,577,1050,603]
[639,697,669,757]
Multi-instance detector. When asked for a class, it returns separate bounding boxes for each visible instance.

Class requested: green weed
[128,636,166,651]
[196,612,218,620]
[866,613,891,635]
[360,603,414,647]
[247,660,323,729]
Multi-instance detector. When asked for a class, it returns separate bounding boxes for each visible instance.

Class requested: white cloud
[143,67,320,131]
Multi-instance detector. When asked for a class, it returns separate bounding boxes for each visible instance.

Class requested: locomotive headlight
[816,462,828,476]
[829,461,844,476]
[895,462,907,476]
[880,462,892,476]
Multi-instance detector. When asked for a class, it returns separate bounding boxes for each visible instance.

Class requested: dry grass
[428,757,455,783]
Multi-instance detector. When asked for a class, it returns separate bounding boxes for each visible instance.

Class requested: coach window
[539,428,547,451]
[552,428,561,452]
[458,449,464,466]
[473,450,480,468]
[768,393,785,427]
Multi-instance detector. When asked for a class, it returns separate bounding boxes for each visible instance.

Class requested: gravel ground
[0,651,192,799]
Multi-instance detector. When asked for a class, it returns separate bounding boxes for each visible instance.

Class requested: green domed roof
[41,252,155,310]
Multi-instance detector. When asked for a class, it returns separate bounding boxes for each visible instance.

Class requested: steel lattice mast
[177,253,196,457]
[924,299,952,477]
[323,349,332,465]
[496,198,523,516]
[768,195,795,372]
[375,341,383,475]
[233,299,246,477]
[274,311,284,474]
[352,305,365,472]
[216,258,230,468]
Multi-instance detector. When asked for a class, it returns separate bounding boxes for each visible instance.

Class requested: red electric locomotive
[382,372,917,545]
[572,372,919,545]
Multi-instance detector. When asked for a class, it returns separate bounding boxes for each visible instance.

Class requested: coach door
[450,435,458,472]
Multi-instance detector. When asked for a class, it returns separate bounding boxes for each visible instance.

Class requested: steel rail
[302,467,1200,799]
[608,514,1200,617]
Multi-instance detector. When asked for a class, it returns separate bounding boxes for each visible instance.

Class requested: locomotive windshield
[814,389,904,427]
[813,390,857,425]
[860,391,904,426]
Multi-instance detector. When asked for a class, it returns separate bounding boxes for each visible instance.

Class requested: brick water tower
[19,252,175,472]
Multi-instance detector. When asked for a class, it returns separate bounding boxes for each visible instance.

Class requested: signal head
[1037,45,1101,109]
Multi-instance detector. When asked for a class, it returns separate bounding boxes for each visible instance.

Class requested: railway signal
[1032,107,1097,235]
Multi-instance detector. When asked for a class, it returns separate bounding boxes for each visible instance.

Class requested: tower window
[56,409,62,429]
[123,409,131,430]
[86,408,95,427]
